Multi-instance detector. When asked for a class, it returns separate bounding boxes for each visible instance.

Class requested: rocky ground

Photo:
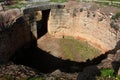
[0,62,40,80]
[0,62,78,80]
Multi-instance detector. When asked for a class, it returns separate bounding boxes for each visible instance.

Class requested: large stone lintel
[23,3,65,14]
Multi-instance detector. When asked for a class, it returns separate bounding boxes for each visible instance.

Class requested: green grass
[60,36,101,61]
[100,68,115,77]
[106,0,120,2]
[96,1,120,8]
[96,69,120,80]
[49,0,80,2]
[8,3,28,9]
[49,0,67,2]
[97,2,109,6]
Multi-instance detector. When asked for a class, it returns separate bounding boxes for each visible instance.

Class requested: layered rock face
[48,1,120,52]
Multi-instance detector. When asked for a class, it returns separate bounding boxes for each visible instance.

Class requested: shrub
[100,69,115,77]
[80,8,83,12]
[110,12,120,31]
[73,8,77,17]
[112,12,120,20]
[110,22,120,31]
[96,68,120,80]
[93,13,96,17]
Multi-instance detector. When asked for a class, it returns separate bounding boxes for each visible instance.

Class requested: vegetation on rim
[8,2,28,9]
[112,12,120,20]
[110,12,120,31]
[96,69,120,80]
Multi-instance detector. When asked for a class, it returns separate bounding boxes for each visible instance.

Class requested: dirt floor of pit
[37,33,101,62]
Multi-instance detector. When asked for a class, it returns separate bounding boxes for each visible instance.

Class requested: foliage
[107,0,120,2]
[95,1,120,8]
[112,12,120,20]
[60,36,101,61]
[110,12,120,31]
[49,0,67,2]
[100,68,115,77]
[80,8,83,12]
[96,2,109,6]
[110,22,119,31]
[49,0,80,2]
[96,68,120,80]
[8,3,28,9]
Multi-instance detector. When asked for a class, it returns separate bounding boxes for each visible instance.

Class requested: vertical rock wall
[48,2,120,52]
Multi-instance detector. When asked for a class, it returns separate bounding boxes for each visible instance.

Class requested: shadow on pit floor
[11,46,108,73]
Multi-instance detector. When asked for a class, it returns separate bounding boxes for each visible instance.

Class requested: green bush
[100,69,115,77]
[97,68,120,80]
[8,3,28,9]
[80,8,83,12]
[112,12,120,20]
[107,0,120,2]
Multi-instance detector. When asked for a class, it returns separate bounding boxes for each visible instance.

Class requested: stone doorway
[36,9,50,39]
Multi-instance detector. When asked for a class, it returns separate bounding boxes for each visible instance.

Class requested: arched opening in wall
[36,9,50,39]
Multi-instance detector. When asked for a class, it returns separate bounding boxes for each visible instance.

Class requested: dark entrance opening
[37,9,50,38]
